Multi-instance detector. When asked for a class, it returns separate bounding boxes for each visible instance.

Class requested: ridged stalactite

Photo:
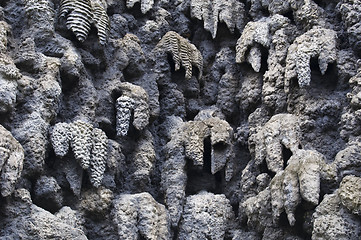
[154,31,203,80]
[59,0,109,44]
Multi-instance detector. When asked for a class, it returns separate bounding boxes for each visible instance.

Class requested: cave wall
[0,0,361,239]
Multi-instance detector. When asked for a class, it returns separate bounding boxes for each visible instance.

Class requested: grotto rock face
[0,0,361,239]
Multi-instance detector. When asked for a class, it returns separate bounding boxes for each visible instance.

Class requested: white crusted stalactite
[270,171,285,224]
[298,150,323,205]
[254,114,301,173]
[267,149,328,226]
[282,156,301,226]
[338,175,361,215]
[285,27,337,91]
[59,0,109,44]
[190,0,245,39]
[116,96,135,137]
[218,0,244,34]
[130,130,155,190]
[236,20,271,64]
[50,122,70,157]
[23,0,55,31]
[69,120,93,169]
[91,0,110,45]
[179,192,234,240]
[137,193,171,240]
[60,0,93,42]
[0,22,21,114]
[312,188,361,239]
[89,128,108,188]
[0,21,9,53]
[117,82,150,135]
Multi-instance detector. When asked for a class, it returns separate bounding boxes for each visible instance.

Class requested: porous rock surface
[179,191,234,240]
[112,192,170,240]
[0,0,360,239]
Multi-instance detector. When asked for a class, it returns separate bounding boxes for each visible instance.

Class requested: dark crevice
[232,203,239,218]
[0,1,8,7]
[44,148,56,169]
[124,2,145,19]
[166,52,175,73]
[282,144,293,169]
[261,8,270,18]
[214,22,235,42]
[167,53,188,82]
[313,0,326,8]
[185,107,198,121]
[294,201,312,240]
[289,77,300,93]
[172,227,179,240]
[282,10,295,24]
[60,70,80,94]
[310,57,338,90]
[203,137,212,173]
[278,212,290,227]
[185,137,224,195]
[260,45,269,73]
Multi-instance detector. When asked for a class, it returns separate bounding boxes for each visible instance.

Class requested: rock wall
[0,0,360,239]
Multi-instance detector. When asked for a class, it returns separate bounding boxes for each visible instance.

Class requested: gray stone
[179,191,234,240]
[112,192,170,240]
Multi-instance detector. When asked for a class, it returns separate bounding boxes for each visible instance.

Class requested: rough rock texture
[112,192,170,240]
[161,111,234,227]
[0,0,361,239]
[337,0,361,52]
[312,184,361,240]
[179,191,234,240]
[50,120,108,187]
[251,113,302,173]
[126,0,155,14]
[190,0,245,39]
[0,189,87,239]
[236,18,271,72]
[154,30,203,80]
[0,125,24,197]
[34,175,63,212]
[338,175,361,215]
[115,82,150,136]
[341,63,361,141]
[268,150,330,226]
[285,26,337,91]
[59,0,110,44]
[242,150,335,232]
[80,187,114,217]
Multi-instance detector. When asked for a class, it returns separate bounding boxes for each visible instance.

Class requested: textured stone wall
[0,0,360,239]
